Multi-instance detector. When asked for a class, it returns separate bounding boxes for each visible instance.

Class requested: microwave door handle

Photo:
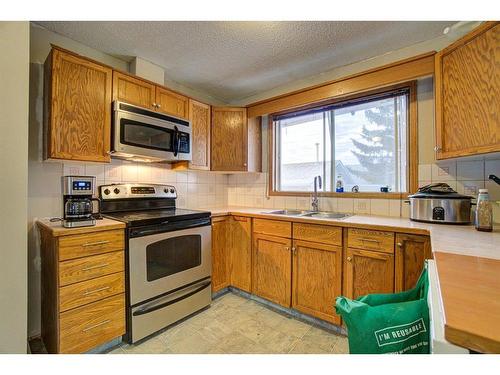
[173,126,179,157]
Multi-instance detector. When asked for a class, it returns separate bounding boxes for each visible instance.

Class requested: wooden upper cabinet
[344,248,394,300]
[395,234,432,292]
[211,108,262,172]
[230,216,252,292]
[112,71,156,110]
[435,22,500,159]
[188,99,211,170]
[292,240,342,324]
[44,48,112,162]
[252,233,292,307]
[211,217,230,293]
[155,86,189,119]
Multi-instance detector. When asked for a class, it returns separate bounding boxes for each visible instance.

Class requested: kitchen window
[270,84,417,196]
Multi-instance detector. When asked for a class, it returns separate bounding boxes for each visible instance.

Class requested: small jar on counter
[475,189,493,232]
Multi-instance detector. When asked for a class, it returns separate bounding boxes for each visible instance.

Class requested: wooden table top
[434,252,500,353]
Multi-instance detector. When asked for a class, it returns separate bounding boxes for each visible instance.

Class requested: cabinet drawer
[59,251,124,287]
[348,228,394,254]
[58,230,124,261]
[59,294,125,354]
[59,272,125,312]
[253,218,291,238]
[293,223,342,246]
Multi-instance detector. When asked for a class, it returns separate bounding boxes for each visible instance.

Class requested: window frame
[268,81,418,199]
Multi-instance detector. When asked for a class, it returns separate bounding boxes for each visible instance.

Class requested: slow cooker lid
[409,183,473,200]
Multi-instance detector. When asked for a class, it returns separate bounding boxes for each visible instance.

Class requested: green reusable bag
[335,264,430,354]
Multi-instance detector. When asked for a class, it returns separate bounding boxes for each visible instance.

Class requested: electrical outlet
[463,184,478,196]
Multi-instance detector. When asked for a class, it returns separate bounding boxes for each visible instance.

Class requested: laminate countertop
[206,206,500,353]
[37,217,126,237]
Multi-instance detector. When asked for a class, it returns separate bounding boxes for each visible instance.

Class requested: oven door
[128,224,211,305]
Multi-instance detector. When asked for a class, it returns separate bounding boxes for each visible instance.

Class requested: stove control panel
[99,184,177,200]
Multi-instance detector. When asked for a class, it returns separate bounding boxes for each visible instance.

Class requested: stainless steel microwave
[111,101,192,162]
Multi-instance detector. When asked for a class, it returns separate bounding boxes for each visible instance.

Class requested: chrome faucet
[311,175,322,212]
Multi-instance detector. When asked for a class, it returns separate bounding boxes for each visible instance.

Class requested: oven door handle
[132,280,211,316]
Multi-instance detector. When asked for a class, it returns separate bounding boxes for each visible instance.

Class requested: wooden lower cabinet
[345,248,394,300]
[292,240,342,324]
[252,233,292,307]
[38,223,126,354]
[211,216,230,292]
[395,234,432,292]
[230,216,252,292]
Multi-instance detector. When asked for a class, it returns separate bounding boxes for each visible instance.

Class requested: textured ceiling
[35,21,455,103]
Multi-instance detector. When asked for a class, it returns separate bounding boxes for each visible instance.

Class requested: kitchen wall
[0,21,30,353]
[27,24,229,337]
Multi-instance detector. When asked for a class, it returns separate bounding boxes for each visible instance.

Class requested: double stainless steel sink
[265,210,351,219]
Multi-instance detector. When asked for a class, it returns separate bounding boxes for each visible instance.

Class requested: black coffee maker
[62,176,101,228]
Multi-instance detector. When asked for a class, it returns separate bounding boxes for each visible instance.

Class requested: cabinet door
[435,22,500,159]
[155,86,189,119]
[292,240,342,324]
[188,99,211,170]
[211,107,248,171]
[211,217,230,292]
[112,71,156,110]
[395,234,432,292]
[46,49,112,162]
[345,248,394,300]
[253,233,292,307]
[230,216,252,292]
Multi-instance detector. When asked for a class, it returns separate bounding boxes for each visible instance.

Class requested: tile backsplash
[60,159,228,212]
[227,159,500,222]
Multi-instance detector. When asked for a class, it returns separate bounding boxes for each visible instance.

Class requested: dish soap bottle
[336,175,344,193]
[475,189,493,232]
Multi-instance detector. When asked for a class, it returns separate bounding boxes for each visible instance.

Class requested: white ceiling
[35,21,455,104]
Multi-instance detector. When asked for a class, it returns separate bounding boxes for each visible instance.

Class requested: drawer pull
[81,263,109,271]
[82,319,111,332]
[347,256,352,262]
[360,238,380,244]
[83,286,110,296]
[82,240,110,247]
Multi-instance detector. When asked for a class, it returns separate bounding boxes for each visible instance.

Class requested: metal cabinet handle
[83,286,110,296]
[347,256,352,262]
[397,242,404,248]
[156,103,161,108]
[82,319,111,332]
[434,146,442,152]
[82,263,109,271]
[292,247,297,255]
[152,103,157,108]
[243,163,247,167]
[285,246,290,251]
[82,240,110,247]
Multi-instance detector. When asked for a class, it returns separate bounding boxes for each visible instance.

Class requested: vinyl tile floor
[109,292,348,354]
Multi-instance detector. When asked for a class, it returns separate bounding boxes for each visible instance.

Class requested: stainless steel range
[99,183,211,343]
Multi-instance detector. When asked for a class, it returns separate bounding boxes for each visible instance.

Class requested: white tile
[389,200,402,217]
[187,171,198,183]
[85,163,105,180]
[244,195,253,207]
[418,164,432,181]
[150,166,165,182]
[485,159,500,177]
[456,160,484,181]
[431,161,457,182]
[164,170,177,183]
[228,174,238,185]
[485,180,500,201]
[263,197,274,209]
[175,183,188,195]
[104,161,122,182]
[491,201,500,224]
[273,196,285,209]
[208,184,216,195]
[121,162,138,182]
[207,172,216,185]
[137,164,152,182]
[321,198,338,212]
[63,162,86,176]
[228,191,238,206]
[237,174,247,184]
[284,197,297,209]
[370,199,390,216]
[254,196,264,208]
[187,183,198,194]
[337,198,354,213]
[216,174,228,184]
[401,202,410,218]
[176,171,188,183]
[353,199,371,214]
[236,193,246,207]
[296,197,309,210]
[456,180,484,197]
[198,184,209,194]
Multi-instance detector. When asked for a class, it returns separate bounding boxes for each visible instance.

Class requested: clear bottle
[336,174,344,193]
[475,189,493,232]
